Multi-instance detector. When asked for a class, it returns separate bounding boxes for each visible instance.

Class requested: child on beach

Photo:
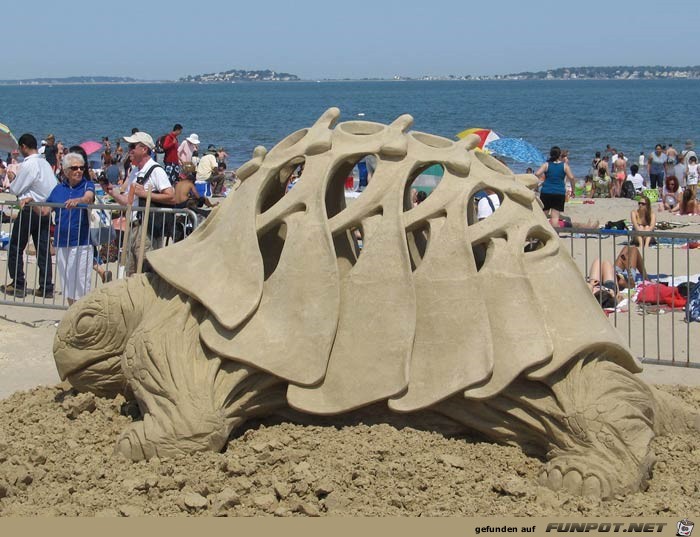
[592,167,612,198]
[686,155,699,198]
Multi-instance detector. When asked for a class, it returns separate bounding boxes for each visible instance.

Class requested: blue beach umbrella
[484,138,545,165]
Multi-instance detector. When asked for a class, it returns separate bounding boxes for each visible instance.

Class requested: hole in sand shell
[404,163,444,210]
[524,233,548,253]
[259,157,306,213]
[470,189,504,225]
[339,122,384,136]
[472,242,488,272]
[258,221,287,280]
[325,155,376,219]
[411,132,452,149]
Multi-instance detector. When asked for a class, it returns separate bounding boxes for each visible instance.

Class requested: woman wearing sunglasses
[46,152,95,304]
[631,194,656,249]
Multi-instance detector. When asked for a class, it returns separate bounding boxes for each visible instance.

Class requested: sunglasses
[68,165,85,171]
[128,143,144,150]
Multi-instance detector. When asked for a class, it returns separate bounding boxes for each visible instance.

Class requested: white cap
[123,132,155,150]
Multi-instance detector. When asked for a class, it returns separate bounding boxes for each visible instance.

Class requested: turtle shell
[147,108,639,415]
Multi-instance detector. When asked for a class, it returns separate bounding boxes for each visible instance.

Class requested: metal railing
[1,200,201,310]
[557,227,700,368]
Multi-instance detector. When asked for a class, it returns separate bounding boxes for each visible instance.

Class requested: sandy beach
[1,195,700,516]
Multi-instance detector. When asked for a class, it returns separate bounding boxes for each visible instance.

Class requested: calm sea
[1,80,699,177]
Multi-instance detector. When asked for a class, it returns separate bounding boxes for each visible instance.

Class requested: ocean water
[1,80,699,178]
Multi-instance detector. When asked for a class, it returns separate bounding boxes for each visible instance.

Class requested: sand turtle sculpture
[53,108,699,499]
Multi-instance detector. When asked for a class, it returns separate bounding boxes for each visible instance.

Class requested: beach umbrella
[79,140,103,156]
[455,127,500,149]
[0,122,18,154]
[484,137,545,165]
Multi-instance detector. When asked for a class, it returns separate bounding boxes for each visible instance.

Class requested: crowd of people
[0,126,233,303]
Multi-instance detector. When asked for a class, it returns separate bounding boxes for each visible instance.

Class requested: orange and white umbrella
[455,127,500,149]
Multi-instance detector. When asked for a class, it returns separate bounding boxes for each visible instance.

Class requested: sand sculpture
[53,108,699,499]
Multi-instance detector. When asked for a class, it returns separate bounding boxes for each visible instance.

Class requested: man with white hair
[106,132,174,275]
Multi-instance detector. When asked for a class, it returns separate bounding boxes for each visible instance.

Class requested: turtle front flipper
[115,293,286,461]
[435,353,658,499]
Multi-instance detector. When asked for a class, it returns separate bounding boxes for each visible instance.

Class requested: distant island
[2,65,699,86]
[179,69,299,83]
[392,65,700,81]
[0,76,143,86]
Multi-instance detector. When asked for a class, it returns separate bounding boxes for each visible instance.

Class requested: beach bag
[644,189,659,203]
[89,205,116,246]
[154,134,167,154]
[620,180,636,199]
[685,282,700,322]
[604,219,627,231]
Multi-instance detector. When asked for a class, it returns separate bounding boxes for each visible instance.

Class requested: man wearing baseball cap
[106,131,174,275]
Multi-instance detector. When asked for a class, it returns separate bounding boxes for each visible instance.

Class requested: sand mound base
[0,385,698,517]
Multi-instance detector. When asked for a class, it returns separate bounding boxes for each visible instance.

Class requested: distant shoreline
[2,78,700,87]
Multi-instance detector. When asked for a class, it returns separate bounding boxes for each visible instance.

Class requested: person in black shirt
[44,134,58,172]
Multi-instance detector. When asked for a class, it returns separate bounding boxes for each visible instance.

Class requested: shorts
[540,193,566,212]
[195,181,212,198]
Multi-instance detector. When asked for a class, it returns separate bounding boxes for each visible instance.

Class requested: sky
[2,0,698,80]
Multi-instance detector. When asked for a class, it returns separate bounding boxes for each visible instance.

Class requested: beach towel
[685,282,700,322]
[636,283,687,308]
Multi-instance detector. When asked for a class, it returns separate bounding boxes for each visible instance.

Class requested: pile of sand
[0,384,698,517]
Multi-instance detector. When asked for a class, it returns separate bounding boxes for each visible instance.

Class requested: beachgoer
[102,152,122,185]
[661,176,681,212]
[631,195,656,249]
[627,164,646,193]
[672,154,686,188]
[679,188,698,215]
[612,152,627,197]
[647,144,667,192]
[638,151,645,171]
[196,144,226,197]
[666,144,678,174]
[686,155,699,198]
[682,139,697,163]
[43,134,58,172]
[105,132,174,276]
[534,146,576,227]
[163,123,183,183]
[114,141,124,163]
[46,153,95,305]
[590,151,602,176]
[476,189,500,220]
[592,167,612,198]
[1,134,56,298]
[583,175,593,198]
[613,245,647,289]
[69,145,111,284]
[173,163,218,209]
[177,133,200,165]
[586,259,621,309]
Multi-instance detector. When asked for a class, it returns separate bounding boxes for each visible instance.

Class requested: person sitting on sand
[592,167,612,198]
[174,163,218,210]
[614,245,647,289]
[660,175,681,213]
[586,259,622,309]
[627,164,646,193]
[631,195,656,249]
[678,188,698,215]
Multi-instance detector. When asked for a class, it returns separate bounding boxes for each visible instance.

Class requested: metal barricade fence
[0,200,200,310]
[557,227,700,368]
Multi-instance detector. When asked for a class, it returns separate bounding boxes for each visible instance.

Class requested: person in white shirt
[106,132,174,275]
[1,134,57,298]
[477,190,501,220]
[196,144,226,196]
[627,164,646,193]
